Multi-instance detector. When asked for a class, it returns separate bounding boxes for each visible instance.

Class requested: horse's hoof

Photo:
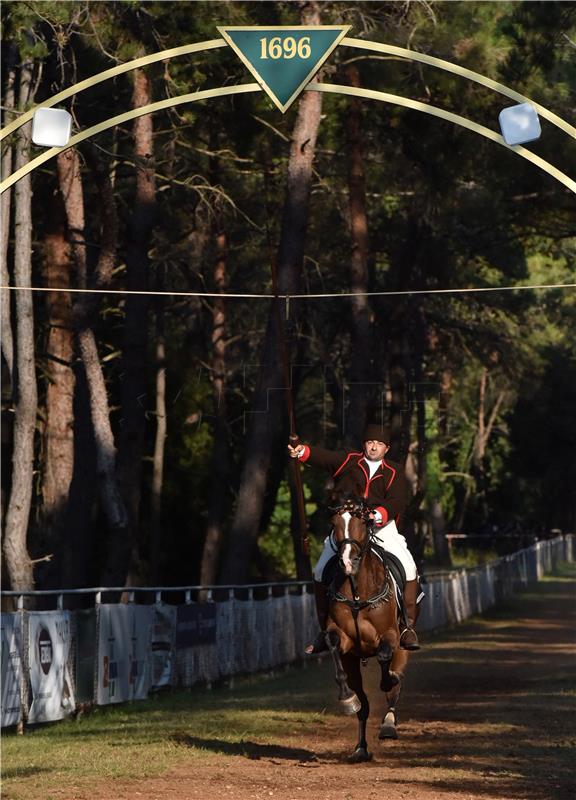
[347,747,373,763]
[380,670,400,692]
[378,723,398,740]
[304,632,329,655]
[339,693,361,715]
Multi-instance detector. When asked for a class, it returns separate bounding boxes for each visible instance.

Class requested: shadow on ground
[172,733,320,762]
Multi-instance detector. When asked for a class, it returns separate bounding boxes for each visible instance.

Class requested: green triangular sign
[218,26,350,113]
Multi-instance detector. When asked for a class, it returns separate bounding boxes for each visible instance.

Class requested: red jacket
[299,445,408,526]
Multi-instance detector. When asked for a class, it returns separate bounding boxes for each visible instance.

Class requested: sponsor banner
[132,606,153,700]
[75,609,97,703]
[96,605,153,705]
[151,605,176,689]
[1,613,22,727]
[28,612,75,724]
[175,603,217,648]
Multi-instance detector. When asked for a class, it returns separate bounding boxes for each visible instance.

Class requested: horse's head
[328,493,372,577]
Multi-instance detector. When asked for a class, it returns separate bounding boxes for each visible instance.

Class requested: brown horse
[322,494,412,762]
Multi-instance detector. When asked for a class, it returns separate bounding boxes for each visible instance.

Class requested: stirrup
[305,631,329,655]
[399,627,420,651]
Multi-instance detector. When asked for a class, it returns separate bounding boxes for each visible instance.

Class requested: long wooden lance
[264,205,310,560]
[270,272,310,559]
[261,147,310,563]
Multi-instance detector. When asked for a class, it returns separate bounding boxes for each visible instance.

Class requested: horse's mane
[327,491,368,513]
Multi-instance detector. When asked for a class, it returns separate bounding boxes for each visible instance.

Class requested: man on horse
[288,423,421,653]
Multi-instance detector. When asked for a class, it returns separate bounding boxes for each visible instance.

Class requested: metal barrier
[1,535,573,728]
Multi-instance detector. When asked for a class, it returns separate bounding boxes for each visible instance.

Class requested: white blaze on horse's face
[340,512,355,575]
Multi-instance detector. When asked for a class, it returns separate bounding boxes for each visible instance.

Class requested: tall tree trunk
[37,44,95,587]
[78,329,130,584]
[40,155,77,579]
[388,317,407,440]
[476,367,488,474]
[472,366,505,522]
[344,63,373,446]
[438,366,452,439]
[150,289,167,585]
[414,320,451,566]
[200,225,230,586]
[431,499,452,568]
[1,42,17,381]
[64,148,131,586]
[221,1,323,584]
[3,57,37,591]
[404,303,427,567]
[61,365,97,588]
[118,68,157,540]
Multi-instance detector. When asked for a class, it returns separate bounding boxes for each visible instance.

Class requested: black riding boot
[400,578,421,651]
[305,581,330,654]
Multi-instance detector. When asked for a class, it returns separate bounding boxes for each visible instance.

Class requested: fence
[1,535,573,728]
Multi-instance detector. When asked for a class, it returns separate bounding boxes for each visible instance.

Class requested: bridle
[328,497,392,611]
[329,498,374,574]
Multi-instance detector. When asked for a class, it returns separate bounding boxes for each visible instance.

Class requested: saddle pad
[370,545,407,591]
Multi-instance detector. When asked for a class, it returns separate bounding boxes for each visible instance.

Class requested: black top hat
[362,424,392,444]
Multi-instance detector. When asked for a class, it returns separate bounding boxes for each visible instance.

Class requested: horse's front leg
[326,629,361,715]
[341,653,372,763]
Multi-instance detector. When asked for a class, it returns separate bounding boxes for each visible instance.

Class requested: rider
[288,423,421,652]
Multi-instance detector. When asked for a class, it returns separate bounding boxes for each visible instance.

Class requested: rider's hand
[287,443,305,458]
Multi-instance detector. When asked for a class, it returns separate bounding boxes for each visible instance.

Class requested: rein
[328,505,392,613]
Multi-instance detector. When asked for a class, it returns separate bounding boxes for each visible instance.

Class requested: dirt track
[76,570,576,800]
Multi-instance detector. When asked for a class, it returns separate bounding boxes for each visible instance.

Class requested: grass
[1,660,336,800]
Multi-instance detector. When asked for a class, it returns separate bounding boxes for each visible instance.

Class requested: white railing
[1,535,573,728]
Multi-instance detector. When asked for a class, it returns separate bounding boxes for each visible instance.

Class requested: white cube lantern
[31,107,72,147]
[498,103,541,146]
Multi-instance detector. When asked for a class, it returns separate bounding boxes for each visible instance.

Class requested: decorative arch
[1,36,574,193]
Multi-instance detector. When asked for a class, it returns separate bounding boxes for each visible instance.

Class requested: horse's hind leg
[379,649,408,740]
[341,654,372,763]
[379,683,400,740]
[326,630,361,715]
[377,639,400,692]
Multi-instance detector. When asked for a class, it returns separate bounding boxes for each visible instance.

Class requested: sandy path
[81,570,576,800]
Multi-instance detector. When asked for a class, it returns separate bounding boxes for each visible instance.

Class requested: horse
[320,494,411,763]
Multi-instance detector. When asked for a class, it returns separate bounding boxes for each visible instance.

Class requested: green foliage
[259,481,319,578]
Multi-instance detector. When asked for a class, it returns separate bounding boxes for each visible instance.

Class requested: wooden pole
[264,163,310,559]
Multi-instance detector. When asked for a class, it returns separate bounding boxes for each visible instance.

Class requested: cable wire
[1,282,575,300]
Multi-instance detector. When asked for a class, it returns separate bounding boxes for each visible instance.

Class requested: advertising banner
[75,609,97,703]
[96,605,153,705]
[1,613,22,727]
[27,612,75,724]
[175,603,217,647]
[151,605,176,689]
[174,603,218,687]
[132,605,153,700]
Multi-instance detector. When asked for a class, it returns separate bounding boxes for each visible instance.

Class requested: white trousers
[313,519,418,583]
